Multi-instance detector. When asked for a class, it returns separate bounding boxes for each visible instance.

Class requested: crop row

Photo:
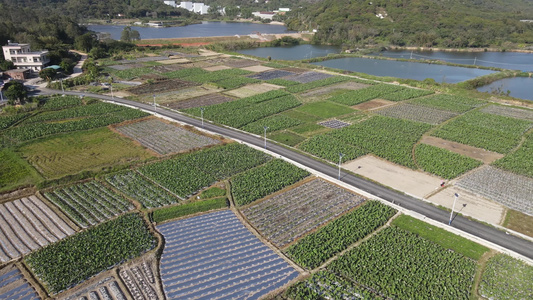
[44,181,133,228]
[231,159,309,206]
[152,198,228,223]
[25,213,155,294]
[62,276,127,300]
[24,102,126,124]
[112,67,160,80]
[375,103,458,125]
[409,94,486,113]
[241,114,303,135]
[105,170,179,208]
[492,133,533,178]
[215,76,261,89]
[0,265,41,300]
[479,254,533,300]
[432,110,532,153]
[40,95,83,110]
[286,200,396,269]
[115,118,220,155]
[327,84,403,106]
[2,107,148,144]
[127,79,198,95]
[248,69,295,81]
[243,179,366,248]
[480,104,533,122]
[381,87,434,101]
[328,226,477,299]
[0,113,29,130]
[182,68,253,84]
[300,116,432,168]
[162,67,207,79]
[140,143,271,198]
[415,144,482,179]
[266,78,301,87]
[285,76,351,93]
[285,270,382,300]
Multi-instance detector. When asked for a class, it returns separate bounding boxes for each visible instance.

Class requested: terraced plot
[480,105,533,121]
[157,210,299,300]
[115,119,220,155]
[456,166,533,215]
[44,181,134,228]
[375,103,458,125]
[284,71,333,83]
[105,171,180,208]
[0,264,40,300]
[242,179,365,248]
[0,196,75,263]
[119,260,159,300]
[60,276,127,300]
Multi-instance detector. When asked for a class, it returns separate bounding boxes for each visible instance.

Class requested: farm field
[242,179,366,248]
[375,103,458,125]
[420,136,504,163]
[59,276,128,300]
[493,133,533,178]
[127,79,199,95]
[479,254,533,300]
[414,144,483,179]
[157,210,299,299]
[20,128,152,179]
[0,264,40,300]
[105,170,180,209]
[166,92,234,110]
[0,148,42,193]
[119,258,161,300]
[328,226,477,299]
[0,196,76,263]
[25,213,155,294]
[343,155,443,198]
[480,104,533,121]
[456,166,533,215]
[43,181,134,228]
[115,118,220,155]
[152,198,228,223]
[223,83,283,98]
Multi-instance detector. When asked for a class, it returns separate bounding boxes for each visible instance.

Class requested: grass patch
[295,101,354,119]
[0,148,43,192]
[152,198,228,223]
[503,209,533,237]
[290,123,329,135]
[269,131,307,147]
[199,187,226,199]
[393,215,489,260]
[20,128,152,179]
[281,110,322,123]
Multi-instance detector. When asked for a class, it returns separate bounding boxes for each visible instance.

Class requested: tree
[39,68,57,81]
[0,59,15,71]
[74,33,98,53]
[3,81,28,105]
[120,26,140,42]
[241,8,253,19]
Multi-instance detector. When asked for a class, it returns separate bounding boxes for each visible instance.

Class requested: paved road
[39,89,533,260]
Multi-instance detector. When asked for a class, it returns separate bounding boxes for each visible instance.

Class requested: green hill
[285,0,533,48]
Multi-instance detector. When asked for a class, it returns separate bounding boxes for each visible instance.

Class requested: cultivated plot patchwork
[284,71,333,83]
[105,170,180,208]
[375,103,458,125]
[318,119,351,129]
[480,105,533,121]
[60,277,127,300]
[247,70,295,81]
[157,210,299,300]
[119,260,159,300]
[115,119,220,155]
[0,264,40,300]
[44,181,134,228]
[242,179,365,248]
[456,166,533,215]
[0,196,75,263]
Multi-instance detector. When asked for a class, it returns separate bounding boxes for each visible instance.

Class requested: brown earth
[352,99,396,111]
[420,136,504,164]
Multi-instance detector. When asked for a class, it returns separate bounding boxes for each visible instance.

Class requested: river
[87,22,293,40]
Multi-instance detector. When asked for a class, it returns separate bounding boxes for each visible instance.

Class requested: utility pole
[338,153,344,180]
[449,193,459,225]
[263,126,269,149]
[153,94,156,111]
[201,107,205,128]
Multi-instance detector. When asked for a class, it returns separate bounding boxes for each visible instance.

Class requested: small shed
[4,69,30,80]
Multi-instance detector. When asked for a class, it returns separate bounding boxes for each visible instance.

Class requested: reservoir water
[477,77,533,101]
[88,22,293,40]
[311,57,496,84]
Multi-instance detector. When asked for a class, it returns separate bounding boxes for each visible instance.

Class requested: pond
[236,44,342,60]
[87,22,293,40]
[477,77,533,101]
[370,50,533,72]
[311,57,496,84]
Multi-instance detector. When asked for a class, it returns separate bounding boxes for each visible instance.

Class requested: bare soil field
[167,92,234,110]
[203,65,231,72]
[427,187,505,225]
[420,136,504,164]
[223,59,260,68]
[352,99,396,111]
[127,79,198,95]
[224,83,283,98]
[301,81,370,99]
[343,155,443,199]
[144,86,222,104]
[282,67,308,74]
[152,64,184,72]
[241,65,274,73]
[156,58,190,65]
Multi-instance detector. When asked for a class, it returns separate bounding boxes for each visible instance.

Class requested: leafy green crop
[285,76,350,93]
[415,144,483,179]
[241,114,302,134]
[328,84,403,105]
[152,198,228,223]
[493,133,533,178]
[25,213,155,294]
[410,94,485,113]
[479,254,533,300]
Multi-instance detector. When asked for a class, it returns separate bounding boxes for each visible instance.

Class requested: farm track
[37,88,533,261]
[0,196,75,263]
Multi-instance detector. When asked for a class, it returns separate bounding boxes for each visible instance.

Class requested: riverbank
[135,33,312,47]
[387,46,533,54]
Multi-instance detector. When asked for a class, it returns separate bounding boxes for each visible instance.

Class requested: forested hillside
[285,0,533,48]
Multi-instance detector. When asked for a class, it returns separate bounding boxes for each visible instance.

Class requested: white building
[252,11,275,20]
[180,2,193,10]
[163,1,177,8]
[193,3,209,14]
[2,41,49,72]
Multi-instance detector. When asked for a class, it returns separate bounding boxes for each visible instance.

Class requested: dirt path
[471,250,497,300]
